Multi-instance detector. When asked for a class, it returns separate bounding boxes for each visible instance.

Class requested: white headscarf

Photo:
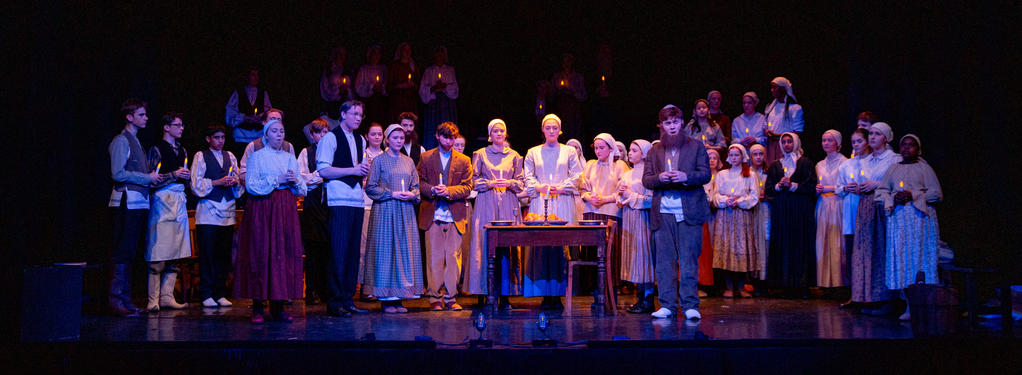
[870,122,893,143]
[384,123,404,139]
[823,129,843,150]
[900,134,922,155]
[593,133,620,160]
[614,141,626,158]
[487,118,506,142]
[743,91,760,105]
[771,77,796,101]
[541,113,563,136]
[632,139,652,159]
[566,138,585,165]
[728,143,750,163]
[780,131,803,160]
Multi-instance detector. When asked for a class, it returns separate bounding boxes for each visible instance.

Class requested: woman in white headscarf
[711,144,761,298]
[815,130,849,289]
[618,140,655,313]
[565,138,587,220]
[763,132,817,296]
[580,133,630,294]
[763,77,805,164]
[749,144,771,284]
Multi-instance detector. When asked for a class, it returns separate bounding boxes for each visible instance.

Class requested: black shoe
[327,307,352,318]
[343,304,369,314]
[838,301,861,310]
[626,302,653,314]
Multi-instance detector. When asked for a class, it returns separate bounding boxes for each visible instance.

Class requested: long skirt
[234,189,304,300]
[699,222,714,286]
[767,193,817,289]
[885,204,940,290]
[752,202,771,279]
[850,195,890,302]
[146,183,191,262]
[711,207,759,273]
[619,207,654,283]
[815,194,846,287]
[362,200,423,299]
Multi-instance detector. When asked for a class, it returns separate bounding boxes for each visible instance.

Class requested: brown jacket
[417,148,474,234]
[641,137,712,231]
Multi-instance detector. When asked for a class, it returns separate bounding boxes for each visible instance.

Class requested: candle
[184,156,188,169]
[342,77,348,85]
[539,104,543,110]
[439,173,444,186]
[666,158,672,172]
[438,72,442,80]
[253,107,258,115]
[228,166,234,176]
[156,162,161,171]
[601,75,606,82]
[730,187,735,194]
[702,135,706,142]
[401,179,406,192]
[499,169,503,180]
[363,151,367,162]
[375,75,380,82]
[559,80,566,86]
[745,128,750,134]
[819,176,823,183]
[899,181,904,191]
[408,73,412,81]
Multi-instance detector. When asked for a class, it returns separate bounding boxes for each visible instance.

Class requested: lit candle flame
[730,188,735,194]
[601,75,606,82]
[539,104,543,109]
[560,80,565,86]
[408,73,412,80]
[229,165,234,175]
[375,75,380,82]
[438,72,442,80]
[156,162,162,171]
[745,128,750,133]
[342,77,348,85]
[899,181,904,188]
[439,173,443,186]
[860,170,865,176]
[850,172,854,179]
[401,179,405,192]
[666,158,672,172]
[184,156,188,168]
[253,107,257,115]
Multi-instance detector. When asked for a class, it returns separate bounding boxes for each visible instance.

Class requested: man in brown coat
[418,122,474,310]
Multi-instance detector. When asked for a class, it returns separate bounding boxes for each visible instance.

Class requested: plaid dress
[362,151,424,299]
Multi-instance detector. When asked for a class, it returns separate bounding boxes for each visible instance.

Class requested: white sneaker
[216,297,233,307]
[201,298,218,308]
[651,307,674,318]
[684,309,701,320]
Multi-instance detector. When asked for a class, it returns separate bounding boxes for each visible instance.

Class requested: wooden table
[485,224,611,315]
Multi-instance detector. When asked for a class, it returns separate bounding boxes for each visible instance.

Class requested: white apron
[146,183,192,262]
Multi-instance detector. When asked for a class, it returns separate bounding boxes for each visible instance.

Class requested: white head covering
[262,119,283,142]
[593,133,620,160]
[823,129,843,149]
[870,122,893,143]
[780,131,803,159]
[743,91,760,105]
[541,114,562,136]
[728,143,750,163]
[900,133,922,155]
[749,143,767,168]
[566,138,585,164]
[384,123,404,139]
[487,118,506,142]
[631,139,652,159]
[614,141,626,157]
[771,77,796,101]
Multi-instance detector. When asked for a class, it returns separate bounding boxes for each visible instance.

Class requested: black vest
[400,141,421,165]
[329,127,364,188]
[201,149,234,202]
[152,140,188,184]
[114,130,150,194]
[305,144,318,174]
[236,86,267,130]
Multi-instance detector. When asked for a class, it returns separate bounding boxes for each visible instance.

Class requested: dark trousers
[326,206,364,309]
[196,224,234,300]
[653,214,702,312]
[111,201,147,265]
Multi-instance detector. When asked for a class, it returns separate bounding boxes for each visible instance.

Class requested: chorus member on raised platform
[387,42,418,123]
[239,108,284,183]
[191,125,243,308]
[317,101,370,318]
[764,132,817,296]
[417,122,473,311]
[363,124,424,313]
[235,120,306,324]
[580,133,628,291]
[712,144,761,298]
[618,140,655,313]
[699,148,722,296]
[763,77,804,164]
[686,99,727,154]
[643,105,712,320]
[108,98,163,317]
[320,46,355,109]
[358,123,385,297]
[835,128,870,308]
[815,130,848,288]
[465,120,525,309]
[749,144,771,283]
[419,46,459,150]
[856,111,877,130]
[523,114,583,310]
[732,92,768,148]
[708,90,732,144]
[877,134,942,321]
[398,112,426,165]
[356,45,388,126]
[851,122,901,315]
[225,67,272,157]
[551,53,587,142]
[298,119,330,305]
[145,112,192,312]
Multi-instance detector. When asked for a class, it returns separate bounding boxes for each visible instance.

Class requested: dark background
[5,1,1020,337]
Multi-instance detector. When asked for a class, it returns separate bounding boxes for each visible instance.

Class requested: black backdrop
[5,1,1020,321]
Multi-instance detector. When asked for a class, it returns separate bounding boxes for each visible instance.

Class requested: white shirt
[190,150,244,226]
[297,147,322,191]
[712,169,761,210]
[764,99,804,134]
[432,150,454,222]
[316,131,367,207]
[419,65,459,103]
[731,112,768,146]
[835,155,863,235]
[245,145,306,197]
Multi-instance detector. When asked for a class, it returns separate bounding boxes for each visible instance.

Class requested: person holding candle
[550,53,587,142]
[685,99,727,154]
[876,134,942,321]
[465,119,525,310]
[235,119,307,323]
[317,100,371,318]
[225,67,272,158]
[363,124,424,313]
[238,108,284,185]
[763,77,804,165]
[643,104,712,320]
[191,124,243,309]
[320,46,356,110]
[763,132,817,297]
[387,42,418,124]
[707,90,732,144]
[108,99,163,316]
[749,144,771,286]
[851,122,902,316]
[580,133,629,295]
[355,44,389,126]
[397,112,426,165]
[711,144,761,298]
[144,112,193,312]
[297,119,331,305]
[358,122,386,301]
[731,92,768,148]
[417,122,473,311]
[418,46,459,150]
[815,130,849,290]
[698,148,723,296]
[834,128,871,308]
[618,140,655,313]
[523,114,583,310]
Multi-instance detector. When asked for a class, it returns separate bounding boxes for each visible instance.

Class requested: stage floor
[78,295,1017,345]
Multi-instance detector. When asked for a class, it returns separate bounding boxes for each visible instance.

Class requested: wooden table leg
[486,231,497,316]
[594,243,606,315]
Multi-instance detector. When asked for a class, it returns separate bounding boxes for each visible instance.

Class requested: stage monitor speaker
[22,265,82,341]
